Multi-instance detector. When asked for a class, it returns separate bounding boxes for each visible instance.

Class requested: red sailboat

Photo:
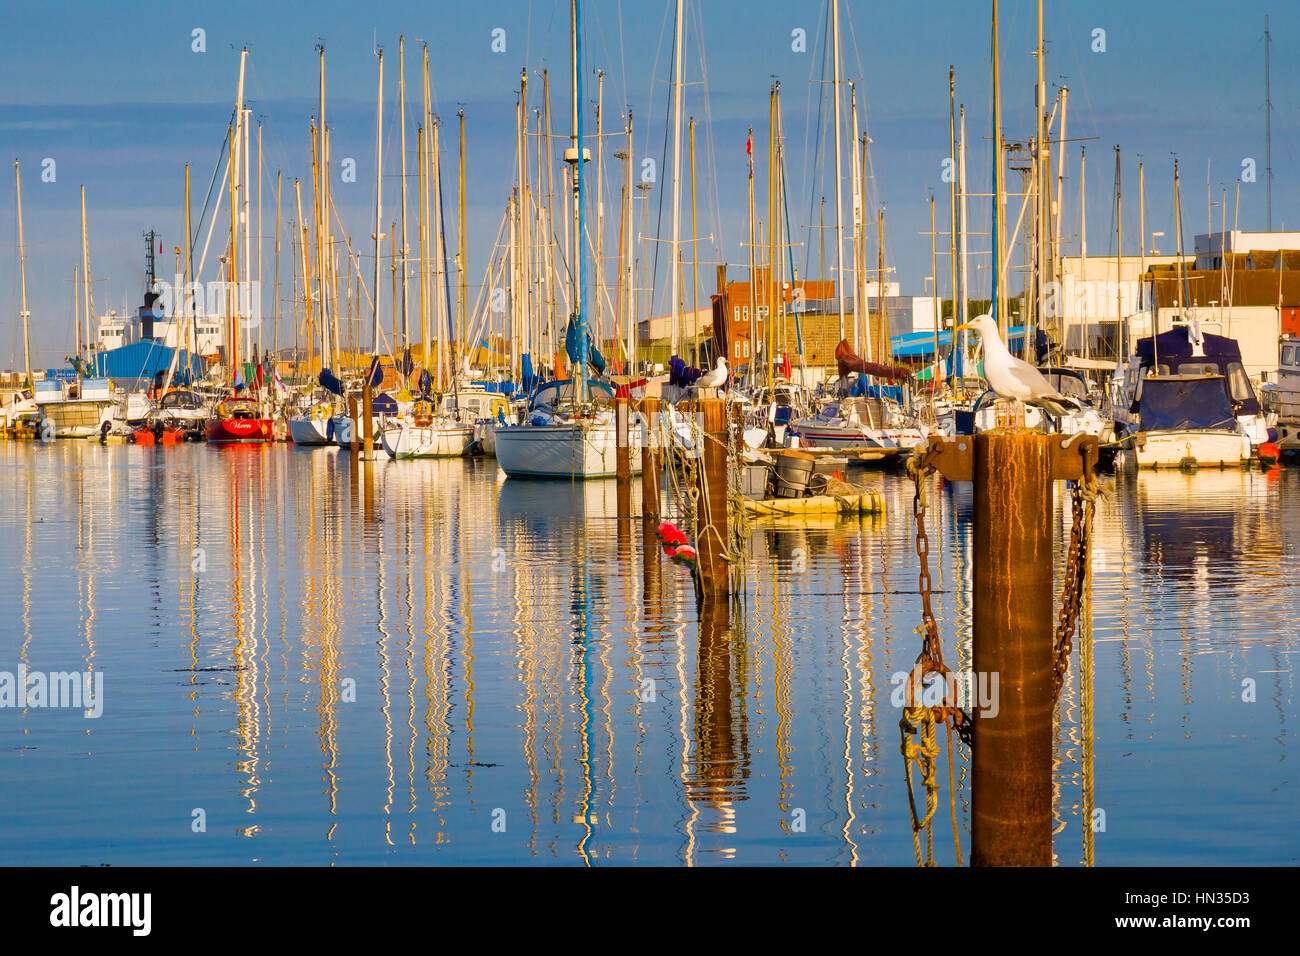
[206,396,272,444]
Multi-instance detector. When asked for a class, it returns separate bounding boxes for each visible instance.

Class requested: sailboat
[494,0,643,479]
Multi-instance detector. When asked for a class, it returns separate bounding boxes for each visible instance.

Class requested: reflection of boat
[205,396,272,443]
[1116,374,1250,469]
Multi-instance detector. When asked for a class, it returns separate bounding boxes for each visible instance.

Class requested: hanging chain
[1051,452,1099,702]
[906,452,973,746]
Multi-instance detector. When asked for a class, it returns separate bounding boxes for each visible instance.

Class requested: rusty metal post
[685,397,730,596]
[638,397,661,521]
[348,395,359,455]
[971,430,1053,867]
[924,431,1097,866]
[362,383,374,457]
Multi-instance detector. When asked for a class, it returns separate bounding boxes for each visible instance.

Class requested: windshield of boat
[1138,377,1236,431]
[530,380,614,409]
[160,390,200,409]
[1040,371,1089,400]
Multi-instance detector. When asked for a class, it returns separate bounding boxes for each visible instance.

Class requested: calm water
[0,440,1295,866]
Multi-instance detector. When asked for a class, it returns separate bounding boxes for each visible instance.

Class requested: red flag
[745,134,751,156]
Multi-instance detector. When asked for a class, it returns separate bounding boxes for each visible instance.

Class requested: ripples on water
[0,442,1294,865]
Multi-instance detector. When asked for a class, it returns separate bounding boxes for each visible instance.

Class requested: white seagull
[954,314,1081,416]
[695,356,729,391]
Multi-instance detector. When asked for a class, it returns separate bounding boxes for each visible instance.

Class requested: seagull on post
[954,314,1081,417]
[695,356,729,394]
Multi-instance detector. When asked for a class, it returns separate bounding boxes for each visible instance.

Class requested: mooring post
[923,430,1097,867]
[686,397,731,596]
[348,394,359,456]
[362,383,374,459]
[615,394,631,520]
[638,397,661,521]
[971,430,1054,866]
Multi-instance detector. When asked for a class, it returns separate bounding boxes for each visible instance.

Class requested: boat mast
[747,127,757,379]
[80,184,93,367]
[569,0,589,403]
[295,180,313,376]
[849,82,861,357]
[458,110,467,377]
[1079,146,1086,355]
[227,123,240,386]
[690,115,700,365]
[669,0,685,359]
[958,104,969,384]
[947,67,958,365]
[769,85,779,386]
[422,44,433,368]
[593,70,603,376]
[314,45,330,370]
[1034,0,1047,360]
[14,161,31,389]
[373,46,384,353]
[398,37,410,349]
[830,0,846,344]
[991,0,1006,339]
[625,110,635,374]
[519,69,531,383]
[1114,145,1122,364]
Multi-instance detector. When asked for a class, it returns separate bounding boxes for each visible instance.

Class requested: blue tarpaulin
[890,325,1031,361]
[92,341,206,384]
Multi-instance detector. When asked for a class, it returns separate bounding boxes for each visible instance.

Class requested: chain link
[1051,459,1099,702]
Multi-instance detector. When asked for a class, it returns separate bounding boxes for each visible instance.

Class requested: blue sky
[1,0,1293,368]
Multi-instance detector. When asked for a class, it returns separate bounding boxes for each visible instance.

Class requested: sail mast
[14,161,31,388]
[831,0,846,344]
[373,46,384,353]
[669,0,685,359]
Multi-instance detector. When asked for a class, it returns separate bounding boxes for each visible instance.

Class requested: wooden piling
[348,395,359,455]
[615,395,631,521]
[683,397,730,596]
[970,430,1053,867]
[638,397,661,521]
[362,383,374,458]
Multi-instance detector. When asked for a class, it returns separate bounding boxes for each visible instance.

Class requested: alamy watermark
[0,665,103,718]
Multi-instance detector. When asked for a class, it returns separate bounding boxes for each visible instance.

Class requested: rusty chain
[1052,453,1099,702]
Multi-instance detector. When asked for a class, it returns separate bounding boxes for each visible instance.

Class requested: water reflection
[0,442,1295,865]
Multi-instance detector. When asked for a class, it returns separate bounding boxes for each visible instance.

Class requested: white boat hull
[288,415,333,445]
[495,421,642,478]
[381,421,475,459]
[1130,430,1250,469]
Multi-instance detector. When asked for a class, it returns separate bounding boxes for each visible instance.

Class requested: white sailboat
[494,0,642,480]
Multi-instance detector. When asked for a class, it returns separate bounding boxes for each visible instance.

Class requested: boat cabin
[1136,375,1237,433]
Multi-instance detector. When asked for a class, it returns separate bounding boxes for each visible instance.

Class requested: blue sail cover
[367,355,384,388]
[565,317,606,376]
[372,393,398,415]
[319,368,343,396]
[668,356,704,388]
[520,353,538,393]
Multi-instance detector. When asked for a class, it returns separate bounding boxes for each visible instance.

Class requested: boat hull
[381,422,475,459]
[288,415,333,446]
[206,418,273,443]
[494,421,643,479]
[1129,430,1250,469]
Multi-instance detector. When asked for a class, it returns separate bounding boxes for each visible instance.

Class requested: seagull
[695,356,729,392]
[954,314,1081,416]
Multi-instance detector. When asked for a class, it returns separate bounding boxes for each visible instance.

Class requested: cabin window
[1178,362,1217,376]
[1284,345,1298,366]
[1226,362,1253,403]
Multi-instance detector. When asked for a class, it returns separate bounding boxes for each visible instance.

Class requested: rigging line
[639,0,674,324]
[801,1,830,281]
[693,0,724,264]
